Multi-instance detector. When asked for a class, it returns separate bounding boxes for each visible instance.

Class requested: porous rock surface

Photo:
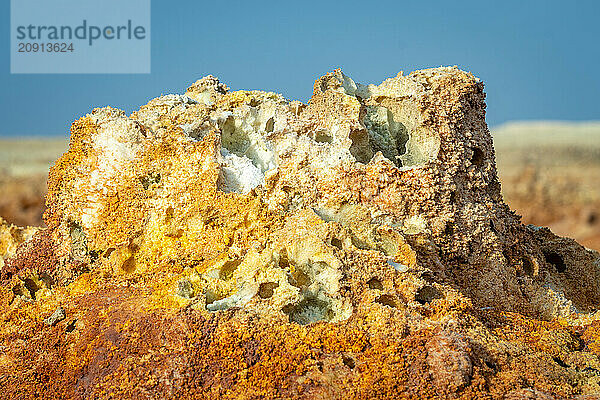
[1,67,600,399]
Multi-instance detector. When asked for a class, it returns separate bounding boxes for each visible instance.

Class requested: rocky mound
[1,68,600,399]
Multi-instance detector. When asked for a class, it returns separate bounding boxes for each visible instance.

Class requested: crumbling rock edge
[1,67,600,399]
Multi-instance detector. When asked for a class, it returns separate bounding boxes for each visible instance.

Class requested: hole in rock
[574,336,586,351]
[290,269,311,289]
[219,259,242,280]
[349,129,372,164]
[375,232,400,257]
[288,261,337,293]
[177,279,195,299]
[367,277,384,290]
[444,223,454,236]
[316,361,324,372]
[122,256,136,273]
[280,258,349,324]
[265,117,274,133]
[39,272,54,288]
[485,360,497,370]
[583,366,599,374]
[470,147,485,167]
[104,248,115,258]
[375,294,398,308]
[330,237,343,250]
[284,297,335,325]
[544,251,566,273]
[11,284,28,299]
[449,191,457,203]
[503,249,512,264]
[364,106,409,165]
[66,319,77,333]
[350,106,409,167]
[140,172,161,190]
[278,252,291,269]
[23,278,43,300]
[258,282,279,299]
[342,354,356,369]
[350,235,371,250]
[313,130,333,143]
[217,112,276,194]
[365,106,409,163]
[205,290,219,307]
[521,256,535,277]
[415,286,443,305]
[553,357,569,368]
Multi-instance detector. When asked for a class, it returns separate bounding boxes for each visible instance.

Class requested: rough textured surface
[1,67,600,399]
[0,217,37,270]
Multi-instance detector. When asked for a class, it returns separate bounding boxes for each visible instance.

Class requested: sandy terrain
[0,122,598,250]
[0,137,67,226]
[493,121,600,250]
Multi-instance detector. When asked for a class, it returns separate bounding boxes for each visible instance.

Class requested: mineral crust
[1,67,600,399]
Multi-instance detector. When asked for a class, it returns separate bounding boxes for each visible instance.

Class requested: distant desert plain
[1,121,599,249]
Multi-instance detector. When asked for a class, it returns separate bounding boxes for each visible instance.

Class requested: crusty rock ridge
[1,67,600,399]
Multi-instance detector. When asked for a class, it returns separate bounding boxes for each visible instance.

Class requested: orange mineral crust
[1,68,600,399]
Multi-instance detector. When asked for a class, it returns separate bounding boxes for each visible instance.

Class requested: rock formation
[1,67,600,399]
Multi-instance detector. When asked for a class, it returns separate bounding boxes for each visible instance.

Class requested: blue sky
[1,0,599,136]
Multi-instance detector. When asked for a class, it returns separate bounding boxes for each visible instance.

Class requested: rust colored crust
[0,281,594,400]
[2,230,57,282]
